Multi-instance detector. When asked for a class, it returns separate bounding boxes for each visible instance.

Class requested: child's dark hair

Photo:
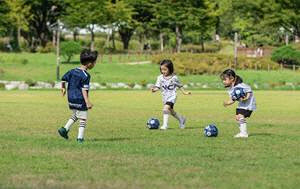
[220,69,243,86]
[80,49,98,65]
[160,59,174,74]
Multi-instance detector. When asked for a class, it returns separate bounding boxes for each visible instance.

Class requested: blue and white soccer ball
[146,118,160,129]
[231,87,246,101]
[204,124,218,137]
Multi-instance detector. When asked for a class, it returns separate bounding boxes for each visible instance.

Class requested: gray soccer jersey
[155,74,183,104]
[228,83,257,111]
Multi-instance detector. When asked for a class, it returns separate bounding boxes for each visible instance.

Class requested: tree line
[0,0,299,52]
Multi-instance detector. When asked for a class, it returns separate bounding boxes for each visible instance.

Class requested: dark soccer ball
[204,124,218,137]
[231,87,246,101]
[146,118,160,129]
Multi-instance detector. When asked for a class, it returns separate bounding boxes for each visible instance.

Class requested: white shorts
[72,109,88,120]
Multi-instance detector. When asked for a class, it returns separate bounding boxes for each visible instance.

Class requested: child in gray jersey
[221,69,256,138]
[151,59,191,130]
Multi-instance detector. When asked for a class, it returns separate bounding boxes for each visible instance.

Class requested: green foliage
[271,45,300,65]
[60,41,81,63]
[36,42,54,53]
[152,53,279,75]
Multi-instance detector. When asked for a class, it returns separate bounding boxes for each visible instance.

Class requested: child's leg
[161,104,171,129]
[236,114,248,135]
[170,108,186,128]
[78,119,87,139]
[64,112,78,131]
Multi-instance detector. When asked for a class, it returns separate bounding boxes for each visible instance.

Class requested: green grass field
[1,53,300,89]
[0,90,299,189]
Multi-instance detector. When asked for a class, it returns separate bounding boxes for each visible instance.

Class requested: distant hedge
[271,45,300,65]
[151,53,280,75]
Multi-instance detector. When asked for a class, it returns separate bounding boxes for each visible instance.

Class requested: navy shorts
[165,102,174,109]
[236,108,253,118]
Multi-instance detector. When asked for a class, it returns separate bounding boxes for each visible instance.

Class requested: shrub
[152,53,279,75]
[271,45,300,65]
[60,41,81,63]
[36,42,54,53]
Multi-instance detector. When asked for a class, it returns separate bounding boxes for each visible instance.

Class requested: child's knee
[236,114,246,123]
[163,105,171,114]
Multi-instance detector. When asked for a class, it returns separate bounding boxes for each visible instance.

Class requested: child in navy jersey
[58,49,98,143]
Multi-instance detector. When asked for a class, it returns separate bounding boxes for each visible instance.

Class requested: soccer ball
[204,124,218,137]
[231,87,246,101]
[146,118,160,129]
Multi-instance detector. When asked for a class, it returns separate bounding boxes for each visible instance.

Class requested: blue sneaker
[77,138,84,144]
[58,127,68,140]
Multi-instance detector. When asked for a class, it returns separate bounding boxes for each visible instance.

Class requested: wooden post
[234,32,238,68]
[293,64,296,71]
[255,63,257,70]
[109,54,112,63]
[268,63,270,71]
[281,64,283,70]
[56,19,61,81]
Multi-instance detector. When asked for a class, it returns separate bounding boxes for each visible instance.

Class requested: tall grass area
[1,53,300,88]
[0,90,299,189]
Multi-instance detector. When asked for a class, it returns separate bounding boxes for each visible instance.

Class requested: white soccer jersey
[228,83,257,111]
[155,74,183,104]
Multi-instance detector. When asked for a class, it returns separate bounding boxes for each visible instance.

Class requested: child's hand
[183,91,191,95]
[61,88,66,96]
[151,87,158,93]
[87,102,93,109]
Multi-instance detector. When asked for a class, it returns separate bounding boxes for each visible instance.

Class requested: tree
[5,0,32,50]
[64,0,106,50]
[153,0,213,52]
[105,0,135,50]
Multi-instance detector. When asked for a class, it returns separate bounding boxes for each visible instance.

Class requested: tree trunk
[160,32,164,52]
[175,25,182,53]
[90,29,95,51]
[119,27,134,50]
[201,40,205,52]
[17,27,21,50]
[111,30,116,50]
[73,29,78,41]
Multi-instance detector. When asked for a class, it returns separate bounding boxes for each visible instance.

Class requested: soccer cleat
[58,127,69,139]
[160,125,168,130]
[234,133,248,138]
[77,138,84,144]
[179,117,186,129]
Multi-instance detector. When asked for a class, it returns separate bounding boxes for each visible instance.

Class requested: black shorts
[236,109,253,118]
[165,102,174,109]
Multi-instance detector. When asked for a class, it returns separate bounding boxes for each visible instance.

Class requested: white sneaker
[234,133,248,138]
[179,117,186,129]
[160,126,168,130]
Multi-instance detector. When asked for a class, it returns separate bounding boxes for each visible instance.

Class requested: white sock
[163,112,169,128]
[78,120,86,139]
[239,118,248,135]
[64,115,77,131]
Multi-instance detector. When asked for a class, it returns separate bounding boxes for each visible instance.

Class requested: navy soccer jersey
[62,68,90,111]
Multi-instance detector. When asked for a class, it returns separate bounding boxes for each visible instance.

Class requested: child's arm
[61,81,66,96]
[82,89,93,109]
[179,87,191,95]
[223,99,235,107]
[240,92,251,101]
[151,86,160,93]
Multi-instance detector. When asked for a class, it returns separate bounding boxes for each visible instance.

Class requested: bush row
[151,53,280,75]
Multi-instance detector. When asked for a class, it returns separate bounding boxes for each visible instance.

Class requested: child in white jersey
[151,59,191,130]
[221,69,256,138]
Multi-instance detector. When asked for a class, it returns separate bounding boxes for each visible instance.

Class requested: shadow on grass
[250,133,272,137]
[184,127,200,130]
[88,137,132,142]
